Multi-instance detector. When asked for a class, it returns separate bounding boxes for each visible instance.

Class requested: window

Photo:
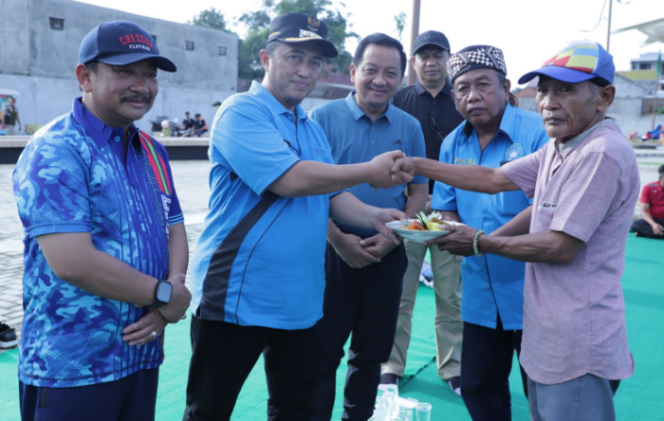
[151,34,157,43]
[49,17,64,30]
[218,46,227,56]
[639,63,651,70]
[185,41,195,51]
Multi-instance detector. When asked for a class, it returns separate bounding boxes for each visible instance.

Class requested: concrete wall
[517,97,664,136]
[0,0,239,132]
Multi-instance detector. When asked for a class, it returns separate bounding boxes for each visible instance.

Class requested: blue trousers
[19,368,159,421]
[528,374,621,421]
[312,242,407,421]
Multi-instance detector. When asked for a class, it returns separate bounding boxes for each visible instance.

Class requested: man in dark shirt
[381,30,465,395]
[180,111,195,131]
[192,113,208,137]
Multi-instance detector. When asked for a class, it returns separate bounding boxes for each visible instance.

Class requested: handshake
[367,150,417,188]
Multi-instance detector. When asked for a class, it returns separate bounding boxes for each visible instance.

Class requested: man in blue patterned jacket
[12,21,191,421]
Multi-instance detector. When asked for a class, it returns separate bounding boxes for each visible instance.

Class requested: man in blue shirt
[13,21,191,421]
[430,45,548,421]
[183,16,409,421]
[309,33,428,420]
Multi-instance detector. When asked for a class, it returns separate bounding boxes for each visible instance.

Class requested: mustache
[121,95,151,103]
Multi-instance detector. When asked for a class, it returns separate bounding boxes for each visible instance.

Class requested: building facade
[0,0,238,134]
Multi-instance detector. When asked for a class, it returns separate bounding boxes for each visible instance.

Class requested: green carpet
[2,235,662,420]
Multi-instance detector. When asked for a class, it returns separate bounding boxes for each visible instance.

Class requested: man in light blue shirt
[431,45,548,421]
[183,15,410,421]
[309,33,429,420]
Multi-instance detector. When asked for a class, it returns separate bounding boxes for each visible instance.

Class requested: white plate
[386,219,463,243]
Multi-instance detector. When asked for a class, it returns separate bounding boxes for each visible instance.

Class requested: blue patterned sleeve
[154,141,184,225]
[13,132,92,237]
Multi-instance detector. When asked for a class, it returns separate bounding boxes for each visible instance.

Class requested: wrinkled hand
[372,208,406,243]
[157,273,191,323]
[425,224,478,257]
[360,233,399,259]
[122,307,168,346]
[369,151,413,189]
[651,222,664,236]
[331,232,381,269]
[391,157,416,185]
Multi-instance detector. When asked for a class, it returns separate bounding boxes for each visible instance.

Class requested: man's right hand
[368,151,413,188]
[651,222,664,236]
[330,232,381,269]
[157,273,191,323]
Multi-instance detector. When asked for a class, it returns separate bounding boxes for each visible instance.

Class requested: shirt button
[371,127,375,131]
[114,136,121,142]
[371,141,375,144]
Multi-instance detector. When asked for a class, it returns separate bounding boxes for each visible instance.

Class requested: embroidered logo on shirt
[541,201,558,209]
[394,140,403,146]
[505,143,524,161]
[454,157,477,165]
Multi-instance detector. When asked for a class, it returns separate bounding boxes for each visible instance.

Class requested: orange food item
[406,221,425,231]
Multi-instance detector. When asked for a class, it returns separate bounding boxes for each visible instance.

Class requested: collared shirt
[432,104,549,330]
[13,98,183,388]
[309,92,428,237]
[503,121,637,384]
[189,81,335,329]
[393,81,464,193]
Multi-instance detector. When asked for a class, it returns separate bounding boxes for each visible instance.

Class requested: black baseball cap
[412,31,450,55]
[267,13,338,58]
[79,21,177,72]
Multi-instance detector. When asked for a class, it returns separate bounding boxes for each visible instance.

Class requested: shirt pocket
[312,147,334,164]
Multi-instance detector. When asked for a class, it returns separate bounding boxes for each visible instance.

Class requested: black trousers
[312,243,407,421]
[183,317,320,421]
[460,316,528,421]
[631,218,664,239]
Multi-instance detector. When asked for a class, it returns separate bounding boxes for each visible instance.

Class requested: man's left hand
[360,233,399,259]
[426,224,478,257]
[371,208,406,243]
[122,307,168,346]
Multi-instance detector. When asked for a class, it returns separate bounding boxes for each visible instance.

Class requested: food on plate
[405,211,454,232]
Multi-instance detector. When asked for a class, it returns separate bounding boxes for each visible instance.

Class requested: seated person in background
[631,164,664,239]
[181,111,195,132]
[192,113,208,137]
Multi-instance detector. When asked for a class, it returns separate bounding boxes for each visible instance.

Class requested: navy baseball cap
[79,21,177,72]
[267,13,338,58]
[412,31,450,55]
[518,40,614,85]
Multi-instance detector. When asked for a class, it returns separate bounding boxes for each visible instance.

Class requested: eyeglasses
[428,117,444,144]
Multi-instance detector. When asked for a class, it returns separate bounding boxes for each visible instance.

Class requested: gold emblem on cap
[307,17,321,31]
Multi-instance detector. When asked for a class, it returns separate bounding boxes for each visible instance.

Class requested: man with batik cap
[13,20,190,421]
[381,29,466,395]
[392,40,636,421]
[183,14,409,421]
[398,44,548,419]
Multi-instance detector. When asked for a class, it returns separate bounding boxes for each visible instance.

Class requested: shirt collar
[71,98,137,148]
[557,117,615,154]
[414,80,452,98]
[344,90,394,122]
[461,103,516,143]
[250,80,308,121]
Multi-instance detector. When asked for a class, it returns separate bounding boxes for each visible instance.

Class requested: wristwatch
[153,280,173,308]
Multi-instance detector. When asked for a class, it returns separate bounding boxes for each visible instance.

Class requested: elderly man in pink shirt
[391,40,636,421]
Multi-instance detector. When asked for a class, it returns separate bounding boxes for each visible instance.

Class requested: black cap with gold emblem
[267,13,338,58]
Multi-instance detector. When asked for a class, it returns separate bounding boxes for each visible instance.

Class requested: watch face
[156,281,173,305]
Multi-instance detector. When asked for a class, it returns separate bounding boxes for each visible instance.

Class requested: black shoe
[446,376,461,396]
[378,373,400,391]
[0,321,18,350]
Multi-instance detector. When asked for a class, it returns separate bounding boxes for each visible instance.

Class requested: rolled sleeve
[215,101,300,196]
[549,152,620,243]
[13,137,91,238]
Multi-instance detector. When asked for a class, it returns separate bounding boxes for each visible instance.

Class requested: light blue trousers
[528,374,621,421]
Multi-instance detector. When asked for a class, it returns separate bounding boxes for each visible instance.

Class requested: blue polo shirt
[432,105,548,330]
[13,98,183,387]
[309,92,427,237]
[189,81,336,329]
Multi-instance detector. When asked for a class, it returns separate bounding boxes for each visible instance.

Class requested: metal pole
[606,0,612,51]
[407,0,421,86]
